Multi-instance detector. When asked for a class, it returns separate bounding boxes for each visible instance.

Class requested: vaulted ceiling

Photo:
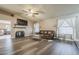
[0,4,79,21]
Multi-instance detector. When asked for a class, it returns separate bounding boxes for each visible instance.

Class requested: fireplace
[15,31,25,38]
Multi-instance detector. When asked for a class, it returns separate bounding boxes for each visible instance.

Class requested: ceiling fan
[22,9,44,17]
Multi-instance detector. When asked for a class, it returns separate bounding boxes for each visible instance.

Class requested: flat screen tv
[17,19,28,26]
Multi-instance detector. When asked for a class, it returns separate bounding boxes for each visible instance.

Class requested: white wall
[39,18,57,31]
[75,16,79,40]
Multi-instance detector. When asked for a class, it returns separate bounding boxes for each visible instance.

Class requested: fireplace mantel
[13,24,27,28]
[13,27,26,28]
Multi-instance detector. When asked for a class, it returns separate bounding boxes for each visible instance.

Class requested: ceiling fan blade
[22,9,31,15]
[33,12,39,15]
[36,10,44,14]
[22,10,29,13]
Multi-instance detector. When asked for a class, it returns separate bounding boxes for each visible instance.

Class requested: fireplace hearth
[15,31,25,38]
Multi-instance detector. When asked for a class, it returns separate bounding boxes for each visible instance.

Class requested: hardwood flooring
[0,37,53,55]
[0,37,79,55]
[49,40,79,55]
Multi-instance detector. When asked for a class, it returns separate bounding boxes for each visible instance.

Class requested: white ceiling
[0,4,79,21]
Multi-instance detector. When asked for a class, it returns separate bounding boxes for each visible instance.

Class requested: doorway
[34,22,40,33]
[0,20,11,39]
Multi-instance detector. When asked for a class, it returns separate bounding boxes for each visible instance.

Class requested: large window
[58,20,73,34]
[57,17,76,40]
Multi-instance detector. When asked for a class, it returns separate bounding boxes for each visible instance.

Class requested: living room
[0,4,79,55]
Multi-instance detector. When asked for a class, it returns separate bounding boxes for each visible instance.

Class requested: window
[34,23,40,33]
[57,17,76,40]
[58,20,73,34]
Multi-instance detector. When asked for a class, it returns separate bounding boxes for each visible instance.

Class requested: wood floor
[0,37,79,55]
[50,40,79,55]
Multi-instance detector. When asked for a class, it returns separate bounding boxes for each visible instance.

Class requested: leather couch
[38,30,56,39]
